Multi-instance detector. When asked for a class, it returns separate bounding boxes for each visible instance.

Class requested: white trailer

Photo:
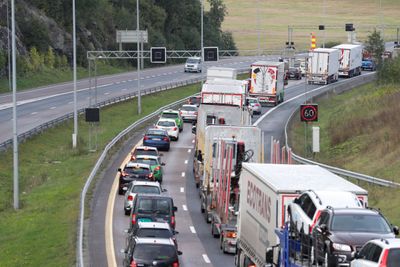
[249,61,285,106]
[333,44,363,77]
[201,78,248,107]
[206,67,237,80]
[307,48,340,85]
[235,164,368,267]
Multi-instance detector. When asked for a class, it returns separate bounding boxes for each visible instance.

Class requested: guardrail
[284,73,400,188]
[0,68,249,152]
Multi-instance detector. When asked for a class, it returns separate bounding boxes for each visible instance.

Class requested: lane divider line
[184,160,188,164]
[202,254,211,264]
[180,187,184,193]
[182,205,187,211]
[188,149,191,153]
[181,172,185,177]
[190,226,196,234]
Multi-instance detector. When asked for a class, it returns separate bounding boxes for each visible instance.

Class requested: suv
[351,238,400,267]
[129,221,178,248]
[184,57,202,73]
[131,146,162,161]
[122,237,182,267]
[288,190,363,236]
[117,162,154,195]
[160,109,183,132]
[188,96,201,107]
[130,194,178,231]
[312,207,399,266]
[179,104,198,122]
[123,181,165,215]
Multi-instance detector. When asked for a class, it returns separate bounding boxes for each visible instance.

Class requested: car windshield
[132,185,161,194]
[136,229,172,238]
[189,97,200,104]
[331,214,392,233]
[125,166,150,175]
[187,58,200,64]
[182,106,197,111]
[133,244,176,261]
[388,248,400,266]
[146,129,167,136]
[289,68,297,72]
[161,113,178,119]
[158,121,175,127]
[137,199,171,214]
[135,158,158,166]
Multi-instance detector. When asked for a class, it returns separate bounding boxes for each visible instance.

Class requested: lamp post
[72,0,78,148]
[200,0,204,85]
[137,0,141,114]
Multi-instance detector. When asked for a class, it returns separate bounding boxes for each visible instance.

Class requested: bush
[377,57,400,84]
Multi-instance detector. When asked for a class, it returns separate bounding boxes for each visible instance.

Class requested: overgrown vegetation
[0,83,201,266]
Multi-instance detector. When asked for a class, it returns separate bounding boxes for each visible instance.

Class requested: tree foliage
[364,29,385,64]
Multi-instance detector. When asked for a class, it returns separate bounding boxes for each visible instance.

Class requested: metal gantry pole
[72,0,78,148]
[137,0,141,114]
[11,0,19,210]
[257,0,260,56]
[201,0,204,86]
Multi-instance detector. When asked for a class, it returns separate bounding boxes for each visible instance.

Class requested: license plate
[138,218,152,222]
[153,138,161,141]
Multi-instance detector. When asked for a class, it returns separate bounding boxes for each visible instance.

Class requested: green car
[160,109,183,132]
[134,155,165,183]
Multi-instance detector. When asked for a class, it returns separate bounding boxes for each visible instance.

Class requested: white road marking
[127,79,132,82]
[115,82,120,84]
[182,205,187,211]
[145,76,150,79]
[50,107,56,110]
[121,80,127,83]
[188,149,191,153]
[68,101,73,104]
[151,75,156,78]
[192,139,195,143]
[121,88,127,91]
[31,112,38,115]
[104,92,110,95]
[180,187,184,193]
[181,172,185,177]
[190,226,196,234]
[184,160,188,164]
[202,254,211,264]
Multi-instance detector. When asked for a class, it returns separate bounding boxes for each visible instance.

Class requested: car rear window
[135,158,158,166]
[132,185,161,194]
[388,248,400,266]
[147,129,168,136]
[162,113,178,119]
[182,106,197,111]
[136,228,172,239]
[137,198,171,214]
[133,244,176,260]
[158,121,175,127]
[125,166,150,174]
[331,214,392,233]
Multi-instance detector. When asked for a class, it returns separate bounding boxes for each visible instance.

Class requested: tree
[364,29,385,64]
[45,47,56,69]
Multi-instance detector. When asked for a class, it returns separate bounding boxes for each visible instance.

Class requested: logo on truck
[247,180,272,223]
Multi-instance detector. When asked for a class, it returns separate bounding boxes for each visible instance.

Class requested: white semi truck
[235,164,368,267]
[249,61,285,106]
[206,67,237,80]
[333,44,363,77]
[307,48,340,85]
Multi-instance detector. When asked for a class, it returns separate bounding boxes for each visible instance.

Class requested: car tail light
[154,166,160,171]
[173,127,177,131]
[172,261,179,267]
[225,231,237,238]
[148,173,154,180]
[131,214,136,225]
[194,112,198,115]
[171,216,175,229]
[143,136,149,141]
[127,195,133,201]
[310,210,322,233]
[163,137,169,141]
[130,260,137,267]
[255,103,260,107]
[379,249,389,267]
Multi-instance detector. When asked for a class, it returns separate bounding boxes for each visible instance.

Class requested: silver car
[179,104,198,122]
[123,180,166,215]
[247,97,262,115]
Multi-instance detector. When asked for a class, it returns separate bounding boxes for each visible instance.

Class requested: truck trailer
[332,44,363,77]
[249,61,285,106]
[307,48,340,85]
[235,163,368,267]
[206,67,237,80]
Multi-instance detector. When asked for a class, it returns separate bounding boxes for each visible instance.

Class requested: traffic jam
[118,50,399,267]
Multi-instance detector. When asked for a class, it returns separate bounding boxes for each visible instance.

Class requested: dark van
[130,194,177,230]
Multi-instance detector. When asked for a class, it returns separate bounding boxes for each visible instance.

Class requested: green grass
[0,83,201,266]
[288,82,400,227]
[0,63,134,93]
[222,0,400,51]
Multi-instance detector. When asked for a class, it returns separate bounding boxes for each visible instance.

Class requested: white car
[179,104,198,122]
[156,118,179,141]
[351,238,400,266]
[288,190,363,236]
[184,57,202,73]
[123,180,165,215]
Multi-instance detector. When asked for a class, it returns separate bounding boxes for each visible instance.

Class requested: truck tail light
[226,231,237,238]
[379,249,389,267]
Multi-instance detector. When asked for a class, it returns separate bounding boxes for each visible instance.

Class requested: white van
[184,57,202,73]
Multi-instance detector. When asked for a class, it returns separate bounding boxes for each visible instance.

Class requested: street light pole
[200,0,204,85]
[137,0,141,114]
[72,0,78,148]
[11,0,19,210]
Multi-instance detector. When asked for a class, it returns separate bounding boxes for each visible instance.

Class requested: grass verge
[288,82,400,227]
[0,83,201,266]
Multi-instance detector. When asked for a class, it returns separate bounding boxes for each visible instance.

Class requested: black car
[288,67,302,80]
[123,237,182,267]
[130,194,178,231]
[117,162,154,195]
[312,207,399,266]
[188,95,201,107]
[129,221,178,248]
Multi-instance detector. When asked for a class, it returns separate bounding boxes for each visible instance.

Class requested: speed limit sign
[300,104,318,122]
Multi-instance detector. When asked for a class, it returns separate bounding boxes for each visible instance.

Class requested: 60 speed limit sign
[300,104,318,122]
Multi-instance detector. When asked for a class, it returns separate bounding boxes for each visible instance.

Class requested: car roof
[135,146,158,152]
[134,155,159,161]
[326,207,381,215]
[162,109,179,114]
[126,162,151,169]
[369,238,400,248]
[158,118,177,123]
[134,237,175,245]
[182,104,197,108]
[307,190,362,208]
[137,221,171,230]
[136,194,173,200]
[131,180,161,187]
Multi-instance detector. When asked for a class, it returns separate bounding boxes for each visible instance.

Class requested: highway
[0,56,278,144]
